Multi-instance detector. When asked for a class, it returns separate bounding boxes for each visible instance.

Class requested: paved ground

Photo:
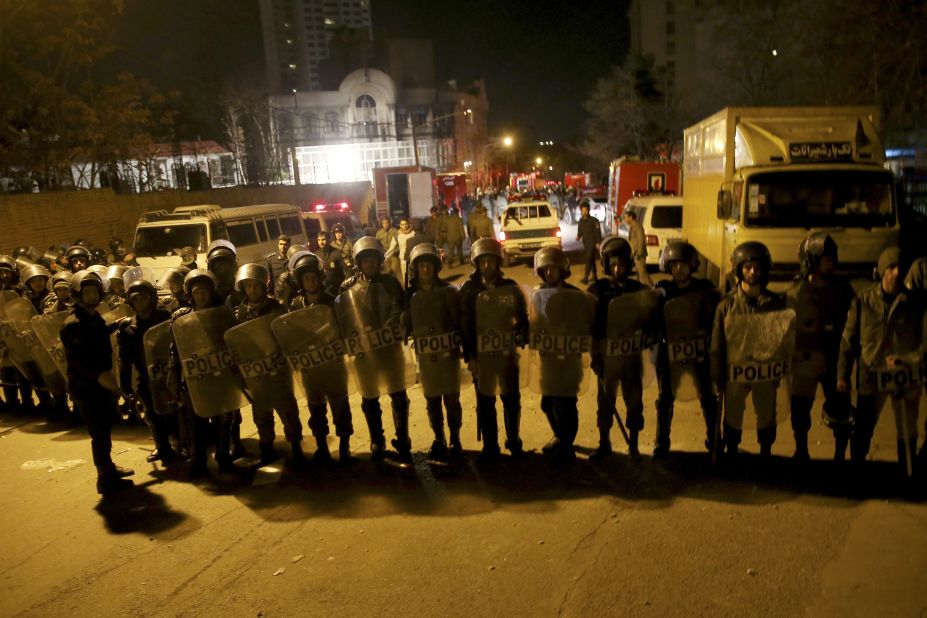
[2,234,926,617]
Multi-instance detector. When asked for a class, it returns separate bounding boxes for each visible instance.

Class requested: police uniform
[459,259,527,460]
[317,245,346,296]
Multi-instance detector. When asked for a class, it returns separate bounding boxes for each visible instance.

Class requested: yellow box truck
[682,107,898,286]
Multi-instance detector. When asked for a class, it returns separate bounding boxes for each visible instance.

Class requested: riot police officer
[588,237,650,459]
[43,271,73,314]
[838,247,924,475]
[459,238,528,463]
[406,242,463,460]
[206,240,246,459]
[157,267,190,314]
[65,245,91,274]
[331,224,354,274]
[116,276,177,464]
[338,237,412,463]
[231,263,306,467]
[0,255,24,411]
[710,242,789,459]
[287,250,354,463]
[531,246,587,464]
[786,233,855,462]
[21,264,51,313]
[59,271,134,494]
[0,254,21,291]
[654,242,720,458]
[103,264,128,307]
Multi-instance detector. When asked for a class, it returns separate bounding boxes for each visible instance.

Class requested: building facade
[268,67,489,185]
[259,0,373,93]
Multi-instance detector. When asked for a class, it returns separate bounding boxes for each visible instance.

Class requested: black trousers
[70,384,118,467]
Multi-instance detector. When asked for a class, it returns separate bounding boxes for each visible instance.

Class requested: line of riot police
[3,228,927,496]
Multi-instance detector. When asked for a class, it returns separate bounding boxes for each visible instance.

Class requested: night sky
[108,0,630,144]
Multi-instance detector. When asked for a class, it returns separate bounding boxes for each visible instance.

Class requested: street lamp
[479,135,514,188]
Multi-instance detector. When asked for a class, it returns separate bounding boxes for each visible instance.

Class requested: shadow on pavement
[95,479,200,538]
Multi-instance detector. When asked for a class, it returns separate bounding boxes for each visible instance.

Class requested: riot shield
[101,302,135,380]
[664,291,717,402]
[142,321,175,415]
[723,308,797,427]
[123,266,155,288]
[410,286,464,398]
[0,297,44,384]
[172,306,247,418]
[475,285,529,397]
[225,314,295,409]
[335,283,415,399]
[271,305,353,402]
[0,291,19,369]
[527,288,595,397]
[12,303,66,399]
[31,312,68,379]
[602,289,660,397]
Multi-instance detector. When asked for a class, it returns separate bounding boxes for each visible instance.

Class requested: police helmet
[206,240,237,265]
[87,264,111,292]
[290,251,323,283]
[409,243,442,274]
[731,241,772,284]
[234,263,270,293]
[160,267,190,290]
[109,237,123,252]
[14,257,35,272]
[331,223,346,235]
[659,241,700,273]
[105,264,129,284]
[41,249,60,268]
[21,264,51,287]
[353,236,384,264]
[469,238,504,266]
[121,266,154,290]
[65,245,91,264]
[12,246,30,259]
[0,254,16,272]
[798,233,838,276]
[126,279,158,304]
[51,271,73,291]
[533,246,570,279]
[14,246,39,261]
[89,248,107,265]
[600,236,633,272]
[286,244,307,260]
[183,268,219,297]
[69,269,105,301]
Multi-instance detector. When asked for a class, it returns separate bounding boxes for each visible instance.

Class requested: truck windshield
[504,205,552,223]
[745,170,895,228]
[134,224,207,257]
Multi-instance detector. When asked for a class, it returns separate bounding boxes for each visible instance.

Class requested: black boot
[290,440,309,468]
[426,403,448,460]
[476,408,500,464]
[390,395,412,464]
[338,435,354,463]
[259,442,278,466]
[230,418,247,459]
[653,403,673,459]
[590,428,612,461]
[312,436,332,466]
[628,430,641,459]
[758,426,777,458]
[362,402,386,461]
[723,424,742,459]
[793,431,810,461]
[503,406,524,458]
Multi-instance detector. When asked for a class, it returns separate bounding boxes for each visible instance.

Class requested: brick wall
[0,185,369,252]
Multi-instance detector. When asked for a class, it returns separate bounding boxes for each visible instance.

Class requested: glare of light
[324,18,335,25]
[548,165,553,171]
[771,49,778,56]
[292,88,297,93]
[538,141,544,146]
[465,108,472,115]
[288,63,297,70]
[535,157,543,165]
[503,136,513,147]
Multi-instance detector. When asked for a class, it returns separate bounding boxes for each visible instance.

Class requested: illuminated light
[288,63,297,70]
[498,231,506,240]
[314,203,326,212]
[646,234,659,246]
[503,136,513,147]
[339,202,349,210]
[771,49,778,56]
[324,18,335,25]
[535,157,542,165]
[548,165,553,171]
[555,228,562,238]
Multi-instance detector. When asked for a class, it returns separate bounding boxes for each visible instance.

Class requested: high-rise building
[259,0,373,93]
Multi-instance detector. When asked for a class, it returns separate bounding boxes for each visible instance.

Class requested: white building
[268,67,488,185]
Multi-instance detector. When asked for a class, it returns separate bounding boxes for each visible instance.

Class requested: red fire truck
[606,159,680,217]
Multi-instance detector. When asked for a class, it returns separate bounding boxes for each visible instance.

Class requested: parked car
[498,200,561,266]
[617,195,684,267]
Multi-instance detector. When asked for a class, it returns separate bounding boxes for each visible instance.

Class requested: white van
[617,195,684,267]
[498,200,562,266]
[133,204,308,287]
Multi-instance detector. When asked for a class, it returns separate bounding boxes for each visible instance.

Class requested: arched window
[354,95,378,138]
[355,95,376,109]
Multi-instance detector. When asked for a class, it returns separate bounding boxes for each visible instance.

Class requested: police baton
[596,375,630,447]
[711,388,724,467]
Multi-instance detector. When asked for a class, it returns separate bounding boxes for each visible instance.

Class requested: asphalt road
[1,227,926,617]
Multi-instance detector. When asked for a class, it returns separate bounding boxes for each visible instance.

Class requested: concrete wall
[0,184,373,252]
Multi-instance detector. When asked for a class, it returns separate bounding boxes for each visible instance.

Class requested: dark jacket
[289,291,336,310]
[587,277,645,341]
[233,297,285,324]
[60,305,117,392]
[317,245,346,296]
[576,215,602,251]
